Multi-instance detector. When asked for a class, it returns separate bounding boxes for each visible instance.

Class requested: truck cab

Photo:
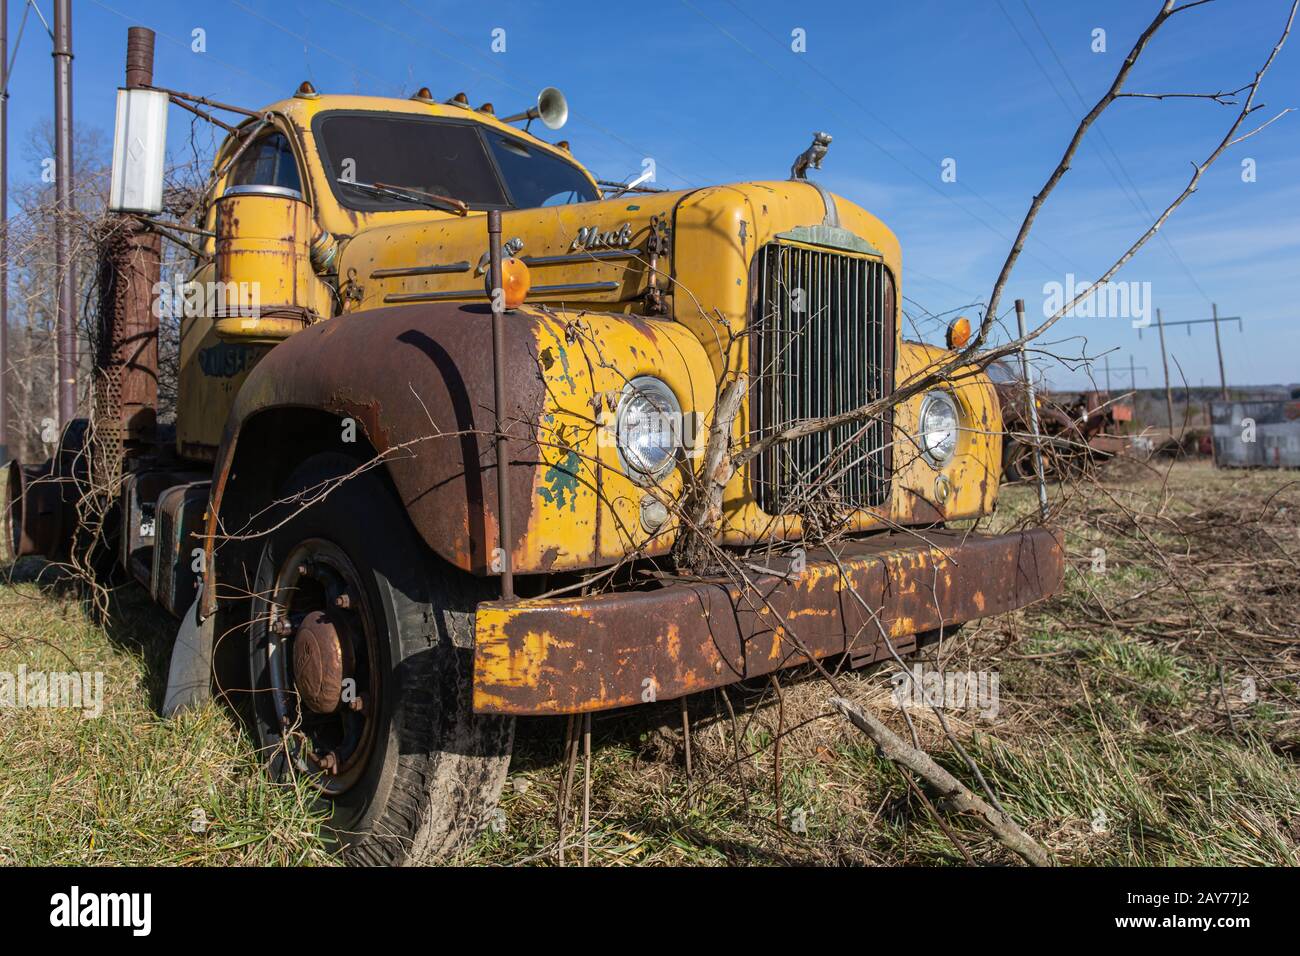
[178,87,603,457]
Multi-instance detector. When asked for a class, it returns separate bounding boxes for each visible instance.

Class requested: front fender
[199,302,715,613]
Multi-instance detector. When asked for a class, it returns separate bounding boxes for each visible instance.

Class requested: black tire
[1002,437,1034,483]
[246,452,514,865]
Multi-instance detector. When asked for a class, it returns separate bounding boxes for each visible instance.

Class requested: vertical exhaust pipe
[95,26,161,469]
[53,0,76,426]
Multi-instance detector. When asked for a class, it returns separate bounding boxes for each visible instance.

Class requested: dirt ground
[2,459,1297,866]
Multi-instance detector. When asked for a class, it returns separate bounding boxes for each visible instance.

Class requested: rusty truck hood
[335,180,902,359]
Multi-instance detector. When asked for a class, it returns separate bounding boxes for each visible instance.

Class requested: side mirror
[109,88,168,214]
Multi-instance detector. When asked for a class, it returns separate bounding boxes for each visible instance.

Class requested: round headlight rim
[614,375,683,485]
[918,389,961,468]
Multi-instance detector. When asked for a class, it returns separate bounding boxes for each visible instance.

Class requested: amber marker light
[946,315,972,350]
[496,256,531,309]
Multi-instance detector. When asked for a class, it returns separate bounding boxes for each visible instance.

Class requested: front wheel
[246,452,513,865]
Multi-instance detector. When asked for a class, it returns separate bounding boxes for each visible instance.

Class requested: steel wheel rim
[264,538,382,796]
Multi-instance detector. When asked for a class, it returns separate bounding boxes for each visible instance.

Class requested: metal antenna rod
[1015,300,1048,520]
[488,210,514,600]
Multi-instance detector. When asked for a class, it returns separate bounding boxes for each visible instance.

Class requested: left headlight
[918,391,960,466]
[615,376,682,483]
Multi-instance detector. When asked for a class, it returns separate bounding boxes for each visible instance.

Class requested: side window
[227,131,302,193]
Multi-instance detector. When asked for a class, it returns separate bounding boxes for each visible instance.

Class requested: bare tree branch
[831,696,1051,866]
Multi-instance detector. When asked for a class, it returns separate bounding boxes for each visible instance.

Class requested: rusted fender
[198,301,715,616]
[200,301,545,597]
[472,527,1064,715]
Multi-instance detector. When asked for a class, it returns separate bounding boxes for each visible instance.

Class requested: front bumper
[472,527,1064,716]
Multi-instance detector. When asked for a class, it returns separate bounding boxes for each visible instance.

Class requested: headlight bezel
[614,376,683,484]
[918,390,961,467]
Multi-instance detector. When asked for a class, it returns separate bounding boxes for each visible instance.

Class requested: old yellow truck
[5,27,1062,864]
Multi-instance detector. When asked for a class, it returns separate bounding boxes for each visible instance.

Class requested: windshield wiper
[338,177,468,216]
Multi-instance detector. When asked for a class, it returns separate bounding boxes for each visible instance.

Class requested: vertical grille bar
[752,242,892,514]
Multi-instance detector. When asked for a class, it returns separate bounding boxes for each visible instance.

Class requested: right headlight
[615,376,682,483]
[918,391,960,466]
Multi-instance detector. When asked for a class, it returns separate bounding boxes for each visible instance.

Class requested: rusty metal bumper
[472,527,1064,716]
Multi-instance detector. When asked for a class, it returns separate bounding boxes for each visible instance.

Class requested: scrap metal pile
[990,361,1134,483]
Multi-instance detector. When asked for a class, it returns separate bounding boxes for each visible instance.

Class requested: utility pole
[0,0,9,463]
[1103,353,1111,394]
[1146,309,1242,404]
[1212,302,1228,401]
[1124,359,1152,391]
[1156,308,1176,435]
[53,0,75,426]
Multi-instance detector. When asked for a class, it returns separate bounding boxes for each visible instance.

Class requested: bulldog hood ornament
[791,131,832,180]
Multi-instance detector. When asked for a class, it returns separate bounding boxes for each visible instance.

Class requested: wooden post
[1156,308,1175,437]
[1212,303,1228,401]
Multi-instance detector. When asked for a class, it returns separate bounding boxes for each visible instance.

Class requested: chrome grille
[751,242,893,515]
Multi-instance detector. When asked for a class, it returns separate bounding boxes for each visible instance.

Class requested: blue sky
[7,0,1298,388]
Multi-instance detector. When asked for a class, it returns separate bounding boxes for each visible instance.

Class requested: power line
[1010,0,1215,306]
[314,0,710,188]
[717,0,1082,271]
[229,1,395,91]
[679,0,1081,282]
[87,0,283,94]
[5,1,47,90]
[393,0,751,185]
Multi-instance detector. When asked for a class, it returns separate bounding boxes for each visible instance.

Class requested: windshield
[313,111,598,212]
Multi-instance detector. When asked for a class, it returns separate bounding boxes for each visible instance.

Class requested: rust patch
[200,301,547,580]
[473,527,1065,715]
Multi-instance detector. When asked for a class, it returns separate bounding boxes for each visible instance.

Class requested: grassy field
[2,459,1297,866]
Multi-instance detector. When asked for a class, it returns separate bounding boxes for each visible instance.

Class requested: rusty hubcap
[292,609,355,715]
[261,539,381,796]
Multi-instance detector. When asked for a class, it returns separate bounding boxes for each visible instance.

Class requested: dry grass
[2,460,1297,865]
[461,460,1300,866]
[0,566,333,865]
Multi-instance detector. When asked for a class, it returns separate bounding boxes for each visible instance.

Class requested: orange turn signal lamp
[946,315,972,350]
[484,257,532,309]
